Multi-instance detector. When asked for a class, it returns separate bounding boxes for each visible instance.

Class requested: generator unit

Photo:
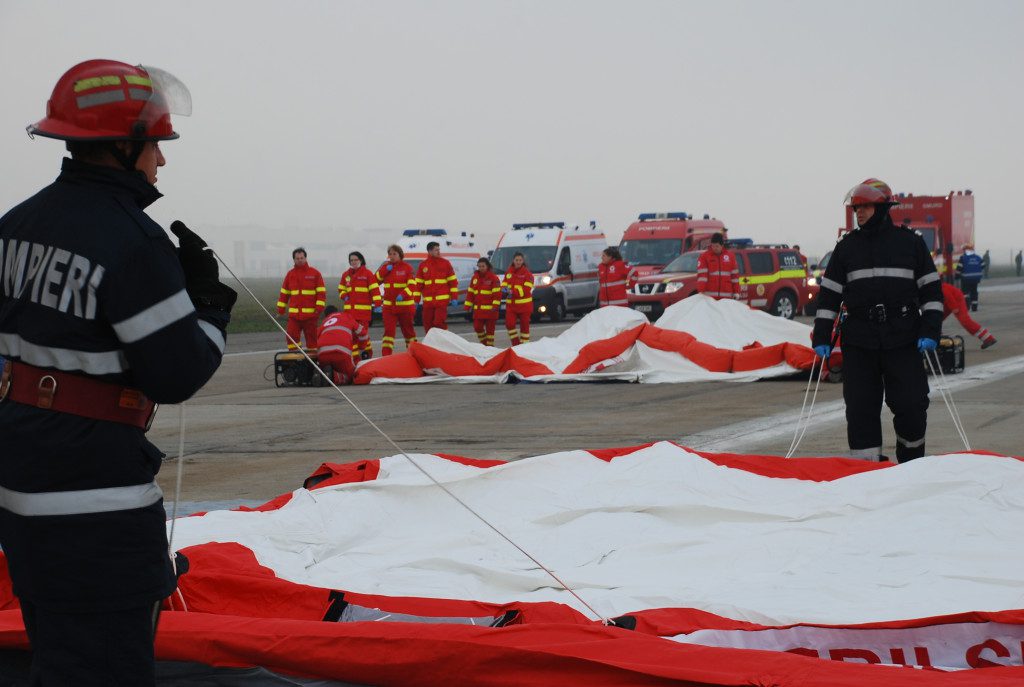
[925,335,965,375]
[274,351,326,387]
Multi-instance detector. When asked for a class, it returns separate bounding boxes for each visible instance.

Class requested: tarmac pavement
[153,278,1024,512]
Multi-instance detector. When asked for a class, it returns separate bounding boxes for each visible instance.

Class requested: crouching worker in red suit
[316,306,367,385]
[942,282,996,349]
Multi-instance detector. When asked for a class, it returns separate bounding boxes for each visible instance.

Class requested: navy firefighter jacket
[811,216,943,351]
[0,158,227,610]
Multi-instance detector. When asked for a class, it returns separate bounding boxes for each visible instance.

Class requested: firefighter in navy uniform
[0,60,235,685]
[812,179,943,463]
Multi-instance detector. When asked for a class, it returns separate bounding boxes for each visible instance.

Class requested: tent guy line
[206,247,611,623]
[679,353,1024,453]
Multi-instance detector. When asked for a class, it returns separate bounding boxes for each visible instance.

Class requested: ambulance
[618,212,726,281]
[391,229,480,322]
[490,222,607,321]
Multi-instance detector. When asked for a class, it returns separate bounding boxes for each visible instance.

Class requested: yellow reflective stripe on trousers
[0,481,162,516]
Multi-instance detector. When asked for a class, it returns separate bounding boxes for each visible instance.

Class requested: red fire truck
[618,212,725,282]
[843,190,975,281]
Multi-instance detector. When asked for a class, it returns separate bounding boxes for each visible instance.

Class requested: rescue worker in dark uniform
[812,178,943,463]
[0,60,235,684]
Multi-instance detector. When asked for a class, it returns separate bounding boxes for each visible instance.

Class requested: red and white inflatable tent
[1,443,1021,685]
[356,297,818,384]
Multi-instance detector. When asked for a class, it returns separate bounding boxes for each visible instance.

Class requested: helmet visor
[135,65,191,139]
[843,183,888,206]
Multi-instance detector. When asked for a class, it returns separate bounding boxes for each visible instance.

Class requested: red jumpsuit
[277,264,326,349]
[465,270,502,345]
[338,265,381,357]
[598,259,630,307]
[375,260,418,355]
[696,248,741,299]
[942,282,995,347]
[316,310,368,385]
[502,264,534,345]
[416,256,458,333]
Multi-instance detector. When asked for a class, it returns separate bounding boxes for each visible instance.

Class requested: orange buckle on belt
[36,375,58,409]
[0,360,11,401]
[119,388,148,410]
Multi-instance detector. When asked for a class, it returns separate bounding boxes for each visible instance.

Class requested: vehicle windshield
[662,251,700,273]
[490,246,557,273]
[916,228,937,252]
[406,259,422,272]
[619,238,681,266]
[817,251,831,272]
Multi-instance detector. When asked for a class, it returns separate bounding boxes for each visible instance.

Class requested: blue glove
[917,337,937,353]
[372,305,382,314]
[813,345,831,359]
[501,287,511,298]
[386,264,394,272]
[396,294,404,302]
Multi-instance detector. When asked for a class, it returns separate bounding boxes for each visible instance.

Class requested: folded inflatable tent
[1,443,1021,685]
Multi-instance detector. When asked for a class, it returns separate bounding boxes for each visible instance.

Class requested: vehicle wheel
[771,291,797,319]
[549,298,566,322]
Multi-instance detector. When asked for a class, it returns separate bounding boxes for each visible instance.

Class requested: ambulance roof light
[512,222,565,230]
[402,228,448,237]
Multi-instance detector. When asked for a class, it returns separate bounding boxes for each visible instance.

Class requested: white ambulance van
[489,222,607,321]
[393,229,480,323]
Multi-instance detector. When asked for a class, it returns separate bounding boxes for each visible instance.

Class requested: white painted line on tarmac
[678,354,1024,452]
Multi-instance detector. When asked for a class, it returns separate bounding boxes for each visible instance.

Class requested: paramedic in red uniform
[376,244,418,355]
[597,246,629,307]
[417,241,458,334]
[277,247,326,350]
[0,60,235,685]
[696,233,741,299]
[942,282,996,349]
[316,306,367,385]
[338,251,380,359]
[502,252,535,345]
[465,257,502,345]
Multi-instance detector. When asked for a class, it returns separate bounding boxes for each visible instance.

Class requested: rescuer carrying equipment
[813,178,943,463]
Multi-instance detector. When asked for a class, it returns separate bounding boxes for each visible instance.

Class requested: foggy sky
[2,0,1022,269]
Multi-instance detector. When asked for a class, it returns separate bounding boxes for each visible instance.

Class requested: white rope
[785,356,825,458]
[924,351,971,451]
[203,247,610,624]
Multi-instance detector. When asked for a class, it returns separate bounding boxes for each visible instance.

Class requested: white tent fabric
[365,297,814,384]
[168,442,1024,627]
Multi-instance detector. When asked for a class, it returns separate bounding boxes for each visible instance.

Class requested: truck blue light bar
[638,212,690,221]
[402,228,448,237]
[725,238,754,248]
[512,222,565,230]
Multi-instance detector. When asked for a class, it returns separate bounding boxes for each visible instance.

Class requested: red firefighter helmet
[27,60,191,142]
[843,178,897,206]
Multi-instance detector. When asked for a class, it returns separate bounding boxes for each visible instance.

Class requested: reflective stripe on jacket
[696,249,741,299]
[338,266,381,312]
[416,256,459,303]
[502,265,535,313]
[466,271,502,320]
[277,265,326,320]
[317,311,368,359]
[375,260,417,308]
[956,252,984,281]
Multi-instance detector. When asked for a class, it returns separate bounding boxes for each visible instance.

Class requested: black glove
[169,221,237,312]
